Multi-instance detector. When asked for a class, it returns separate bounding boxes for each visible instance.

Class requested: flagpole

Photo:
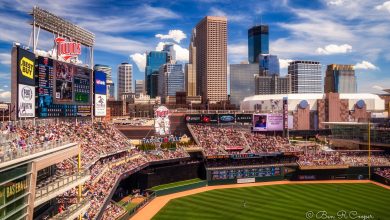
[368,121,371,180]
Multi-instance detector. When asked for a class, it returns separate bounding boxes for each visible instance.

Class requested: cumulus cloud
[0,53,11,65]
[279,59,294,69]
[327,0,344,6]
[130,53,146,72]
[354,61,379,70]
[375,1,390,13]
[316,44,352,55]
[372,85,384,91]
[0,91,11,101]
[155,30,187,43]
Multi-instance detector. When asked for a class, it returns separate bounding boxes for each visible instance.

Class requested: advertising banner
[237,178,255,184]
[253,114,283,131]
[18,84,35,118]
[17,48,35,86]
[94,94,106,116]
[201,114,218,123]
[94,71,107,95]
[236,114,253,123]
[185,114,202,123]
[218,114,235,123]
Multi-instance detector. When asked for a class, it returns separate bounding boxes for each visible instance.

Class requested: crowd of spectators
[297,151,390,167]
[190,125,296,155]
[375,168,390,179]
[101,202,126,220]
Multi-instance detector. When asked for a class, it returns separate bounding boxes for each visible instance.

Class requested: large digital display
[253,114,283,131]
[94,71,107,95]
[37,56,91,117]
[210,166,281,180]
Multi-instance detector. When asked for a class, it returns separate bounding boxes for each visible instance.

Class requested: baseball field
[151,182,390,220]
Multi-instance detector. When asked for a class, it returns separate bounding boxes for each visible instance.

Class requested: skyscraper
[158,63,185,103]
[288,61,322,94]
[145,51,168,98]
[194,16,227,103]
[258,54,280,76]
[255,75,291,95]
[117,63,133,101]
[248,25,269,63]
[94,64,115,100]
[186,29,197,97]
[324,64,357,93]
[230,63,259,106]
[135,80,145,97]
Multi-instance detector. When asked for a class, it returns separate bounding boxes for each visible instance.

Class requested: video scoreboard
[37,56,92,117]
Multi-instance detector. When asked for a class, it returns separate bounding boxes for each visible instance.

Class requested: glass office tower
[248,25,269,63]
[258,54,280,76]
[145,51,168,98]
[230,63,259,106]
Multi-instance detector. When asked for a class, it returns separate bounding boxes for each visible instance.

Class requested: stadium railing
[35,169,90,206]
[0,139,72,165]
[51,199,91,220]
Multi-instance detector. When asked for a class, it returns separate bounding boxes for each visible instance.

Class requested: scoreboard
[37,57,92,117]
[210,166,281,180]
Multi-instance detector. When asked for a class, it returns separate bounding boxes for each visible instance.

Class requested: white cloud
[3,85,8,88]
[327,0,344,6]
[279,59,294,69]
[375,1,390,13]
[354,61,379,70]
[228,43,247,63]
[372,85,384,91]
[130,53,146,72]
[0,53,11,65]
[173,44,189,62]
[95,34,150,55]
[155,30,187,43]
[0,91,11,101]
[316,44,352,55]
[209,7,247,22]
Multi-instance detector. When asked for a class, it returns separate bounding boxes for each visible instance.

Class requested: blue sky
[0,0,389,101]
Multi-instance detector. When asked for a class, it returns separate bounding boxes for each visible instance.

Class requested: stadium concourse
[1,119,390,220]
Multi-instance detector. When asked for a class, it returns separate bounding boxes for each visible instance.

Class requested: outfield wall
[153,180,207,196]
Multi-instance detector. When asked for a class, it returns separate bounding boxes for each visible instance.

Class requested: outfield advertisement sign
[237,178,255,184]
[94,71,107,95]
[17,48,35,86]
[18,84,35,118]
[94,94,106,116]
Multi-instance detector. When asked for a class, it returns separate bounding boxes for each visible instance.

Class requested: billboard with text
[253,114,283,131]
[18,84,35,118]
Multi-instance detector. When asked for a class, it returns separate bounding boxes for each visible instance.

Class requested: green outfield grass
[149,178,203,191]
[153,183,390,220]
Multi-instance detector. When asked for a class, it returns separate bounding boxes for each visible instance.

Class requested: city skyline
[0,0,389,102]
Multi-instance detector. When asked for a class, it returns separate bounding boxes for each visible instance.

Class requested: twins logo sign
[94,94,106,116]
[18,84,35,118]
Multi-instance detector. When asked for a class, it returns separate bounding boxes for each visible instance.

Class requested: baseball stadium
[1,6,390,220]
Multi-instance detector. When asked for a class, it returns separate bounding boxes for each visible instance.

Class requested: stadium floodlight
[31,6,95,47]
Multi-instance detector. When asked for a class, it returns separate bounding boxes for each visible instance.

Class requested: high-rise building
[194,16,227,103]
[117,63,133,101]
[248,25,269,63]
[94,64,115,100]
[145,51,168,98]
[255,75,291,95]
[324,64,357,93]
[163,43,176,62]
[230,63,259,106]
[258,54,280,76]
[135,80,145,97]
[158,63,185,103]
[288,61,322,94]
[186,29,197,97]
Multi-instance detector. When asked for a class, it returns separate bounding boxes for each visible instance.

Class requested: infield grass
[153,183,390,220]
